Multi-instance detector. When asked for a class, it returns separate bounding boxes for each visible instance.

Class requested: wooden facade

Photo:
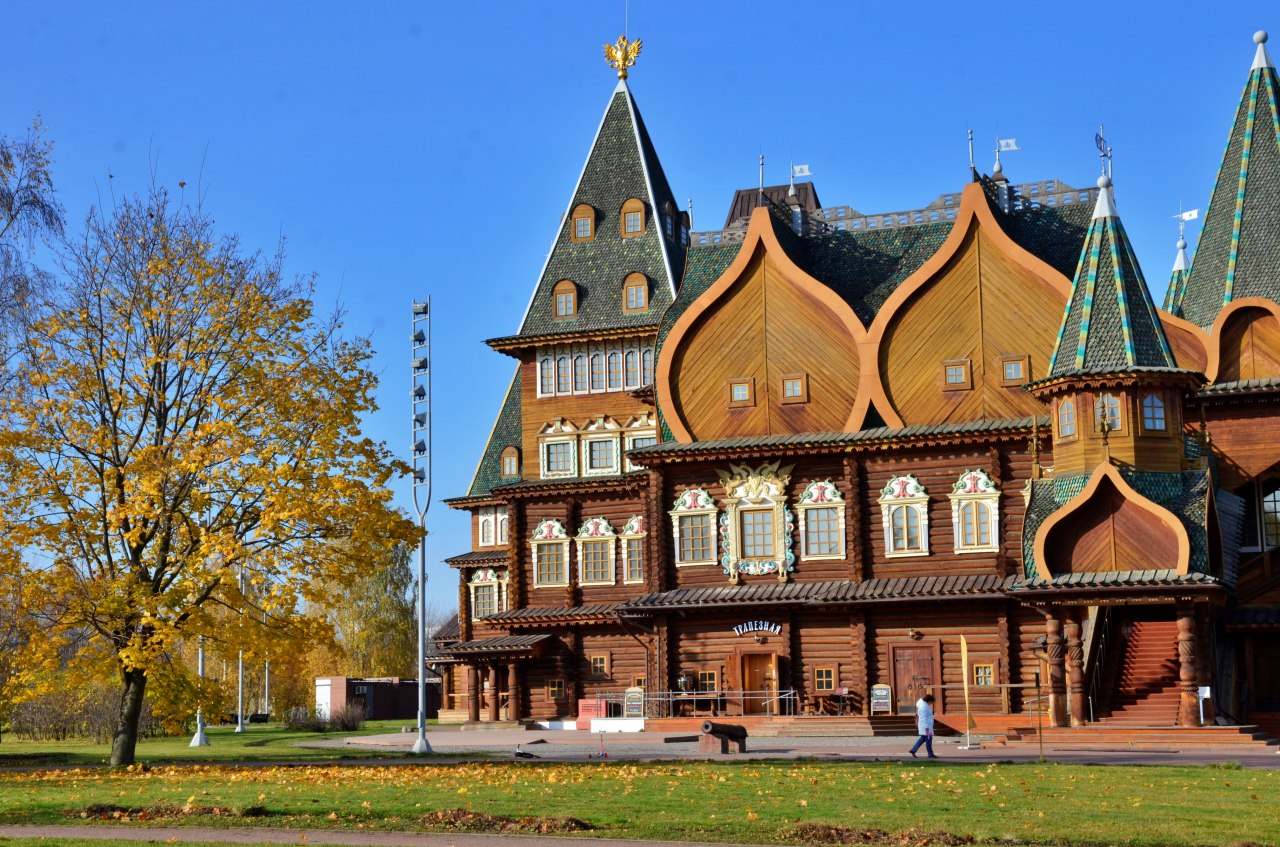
[438,37,1280,733]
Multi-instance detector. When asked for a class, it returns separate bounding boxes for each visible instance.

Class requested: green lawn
[0,721,427,767]
[0,760,1275,845]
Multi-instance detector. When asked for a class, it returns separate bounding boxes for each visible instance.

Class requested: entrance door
[742,653,778,714]
[893,646,936,714]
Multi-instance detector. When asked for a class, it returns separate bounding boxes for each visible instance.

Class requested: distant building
[435,32,1280,735]
[314,676,440,721]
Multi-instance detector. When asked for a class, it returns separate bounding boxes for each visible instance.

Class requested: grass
[0,760,1276,845]
[0,720,428,767]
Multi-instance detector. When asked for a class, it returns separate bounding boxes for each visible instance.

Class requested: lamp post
[189,635,209,746]
[410,298,433,754]
[235,565,246,733]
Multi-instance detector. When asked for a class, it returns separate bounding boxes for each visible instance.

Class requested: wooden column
[507,662,521,722]
[567,629,583,716]
[1064,609,1086,727]
[646,467,667,593]
[1045,611,1068,728]
[1195,605,1214,723]
[565,498,581,608]
[1177,602,1198,727]
[851,609,869,715]
[487,665,501,722]
[843,456,863,582]
[466,665,480,723]
[510,500,528,609]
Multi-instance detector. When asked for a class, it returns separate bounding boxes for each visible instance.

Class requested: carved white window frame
[796,480,846,560]
[670,487,717,567]
[717,462,796,583]
[496,506,508,545]
[468,567,508,620]
[581,415,622,477]
[478,506,496,547]
[530,519,570,588]
[576,516,617,585]
[879,474,930,558]
[619,515,647,584]
[623,413,658,472]
[949,469,1000,554]
[537,418,580,479]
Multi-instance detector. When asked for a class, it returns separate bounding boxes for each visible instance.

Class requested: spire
[1173,30,1280,327]
[1163,235,1192,315]
[1047,174,1178,378]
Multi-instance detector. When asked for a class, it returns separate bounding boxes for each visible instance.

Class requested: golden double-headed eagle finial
[604,34,642,80]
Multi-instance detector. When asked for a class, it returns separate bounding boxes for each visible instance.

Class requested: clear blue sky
[4,2,1271,611]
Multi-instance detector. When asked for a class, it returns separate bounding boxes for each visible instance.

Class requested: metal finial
[604,35,642,80]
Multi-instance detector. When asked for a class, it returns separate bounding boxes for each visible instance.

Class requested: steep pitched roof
[1176,32,1280,328]
[1162,236,1192,315]
[515,80,684,340]
[464,367,521,498]
[1046,176,1177,378]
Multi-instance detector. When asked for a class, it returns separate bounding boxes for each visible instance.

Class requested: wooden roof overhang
[486,324,661,357]
[1223,607,1280,631]
[445,633,557,659]
[1007,570,1226,608]
[483,603,622,628]
[444,549,509,570]
[628,417,1046,468]
[1190,376,1280,405]
[491,471,647,500]
[1025,367,1206,402]
[443,493,506,511]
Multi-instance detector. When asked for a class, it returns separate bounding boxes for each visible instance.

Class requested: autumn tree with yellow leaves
[0,189,418,765]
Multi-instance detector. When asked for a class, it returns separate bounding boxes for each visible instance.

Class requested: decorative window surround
[717,461,796,584]
[576,516,616,585]
[582,416,622,477]
[1000,354,1029,387]
[531,520,570,588]
[537,419,580,479]
[796,480,846,560]
[477,506,508,547]
[468,567,508,620]
[623,413,658,472]
[670,487,717,567]
[535,342,656,398]
[943,358,972,391]
[620,515,646,584]
[497,507,508,545]
[948,469,1000,553]
[879,474,930,557]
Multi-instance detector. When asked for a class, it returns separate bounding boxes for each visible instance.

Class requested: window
[642,349,654,386]
[543,441,574,475]
[553,279,577,318]
[973,664,994,687]
[570,203,595,242]
[1000,355,1029,386]
[539,358,554,395]
[623,273,648,312]
[534,541,566,586]
[607,352,622,389]
[681,225,688,246]
[815,668,835,692]
[501,446,519,478]
[620,198,645,237]
[587,439,615,472]
[781,373,808,404]
[573,355,588,392]
[590,354,605,390]
[1142,392,1166,432]
[1264,481,1280,548]
[679,514,713,562]
[943,358,972,390]
[548,679,565,701]
[633,676,646,689]
[797,480,845,560]
[556,356,571,393]
[1095,392,1122,432]
[697,671,718,692]
[1058,398,1077,439]
[728,377,755,408]
[625,350,639,388]
[949,469,1000,553]
[590,655,609,678]
[625,536,644,582]
[579,540,613,583]
[665,213,674,239]
[472,583,497,619]
[671,487,717,566]
[740,509,775,558]
[624,415,658,471]
[879,475,930,557]
[497,508,508,544]
[479,507,495,545]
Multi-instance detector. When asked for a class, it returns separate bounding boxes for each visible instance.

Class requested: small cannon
[699,720,748,754]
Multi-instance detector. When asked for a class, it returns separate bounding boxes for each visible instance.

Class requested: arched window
[624,350,639,387]
[1095,392,1122,432]
[891,506,921,551]
[959,501,990,547]
[501,446,519,478]
[949,469,1000,553]
[573,355,588,392]
[642,349,654,385]
[879,475,929,557]
[556,356,571,393]
[539,358,554,395]
[620,198,645,237]
[623,272,648,312]
[570,203,595,242]
[553,279,577,318]
[1058,398,1076,438]
[1142,392,1166,431]
[607,352,622,389]
[590,354,604,390]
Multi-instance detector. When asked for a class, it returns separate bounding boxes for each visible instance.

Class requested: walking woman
[909,694,937,758]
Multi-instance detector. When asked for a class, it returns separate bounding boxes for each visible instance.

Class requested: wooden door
[892,646,936,714]
[742,653,778,714]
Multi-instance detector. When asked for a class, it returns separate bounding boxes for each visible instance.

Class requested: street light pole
[189,635,209,746]
[235,565,246,734]
[410,298,433,755]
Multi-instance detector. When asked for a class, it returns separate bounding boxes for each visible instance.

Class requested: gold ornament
[604,35,642,80]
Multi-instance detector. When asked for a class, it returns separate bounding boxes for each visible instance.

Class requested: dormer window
[553,279,577,318]
[621,198,645,238]
[571,203,596,242]
[501,446,519,478]
[623,273,649,313]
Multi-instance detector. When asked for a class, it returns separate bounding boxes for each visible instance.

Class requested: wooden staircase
[993,724,1276,748]
[1099,620,1181,726]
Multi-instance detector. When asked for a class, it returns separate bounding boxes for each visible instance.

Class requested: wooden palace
[435,32,1280,734]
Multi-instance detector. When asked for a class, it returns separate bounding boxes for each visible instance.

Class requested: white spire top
[1172,236,1190,272]
[1092,173,1117,219]
[1254,30,1273,71]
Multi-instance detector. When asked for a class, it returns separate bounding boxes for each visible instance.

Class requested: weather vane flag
[604,34,642,79]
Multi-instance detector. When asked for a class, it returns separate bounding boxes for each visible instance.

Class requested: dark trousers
[910,731,935,756]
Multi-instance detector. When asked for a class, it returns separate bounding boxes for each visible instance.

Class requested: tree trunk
[111,668,148,766]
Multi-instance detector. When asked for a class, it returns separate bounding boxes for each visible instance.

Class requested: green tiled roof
[1021,467,1212,578]
[1047,187,1177,378]
[465,367,522,498]
[1176,49,1280,328]
[516,82,683,340]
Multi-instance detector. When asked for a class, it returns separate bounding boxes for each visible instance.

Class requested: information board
[870,684,892,714]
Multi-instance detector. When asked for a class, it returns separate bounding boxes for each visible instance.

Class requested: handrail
[1085,607,1113,723]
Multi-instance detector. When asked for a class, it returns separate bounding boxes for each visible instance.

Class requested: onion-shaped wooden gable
[1032,463,1190,580]
[657,208,867,442]
[864,183,1073,427]
[1205,297,1280,382]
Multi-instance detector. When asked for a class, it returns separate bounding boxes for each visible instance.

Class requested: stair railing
[1084,606,1113,724]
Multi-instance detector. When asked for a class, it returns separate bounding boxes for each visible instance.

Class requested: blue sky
[4,3,1272,611]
